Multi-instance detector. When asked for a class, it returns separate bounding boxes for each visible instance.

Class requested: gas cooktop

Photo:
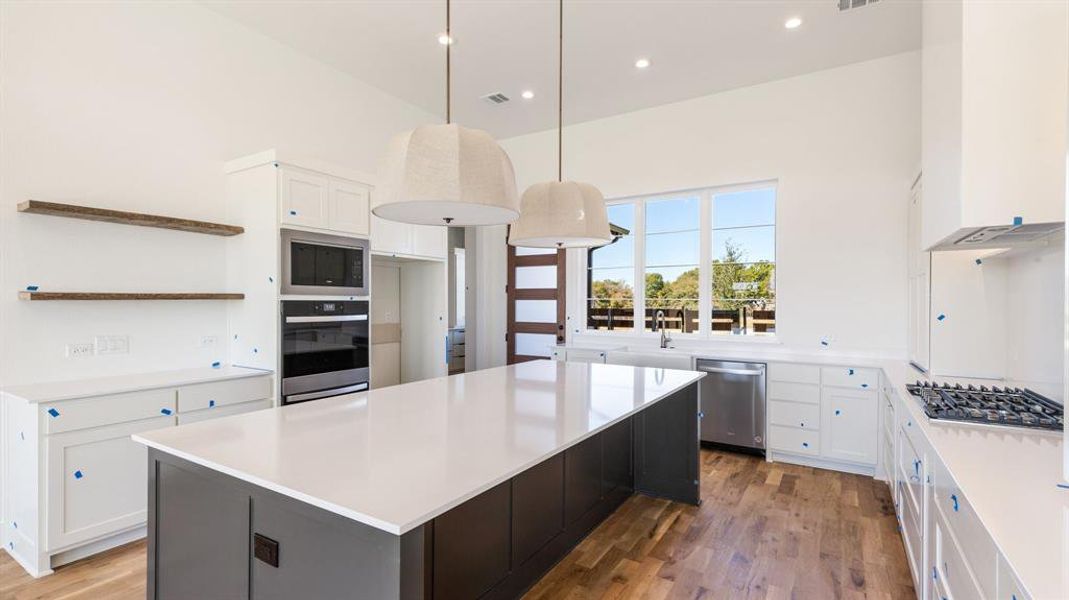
[906,381,1064,431]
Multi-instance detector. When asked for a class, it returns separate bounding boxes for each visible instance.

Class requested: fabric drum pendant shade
[374,123,520,226]
[507,181,611,248]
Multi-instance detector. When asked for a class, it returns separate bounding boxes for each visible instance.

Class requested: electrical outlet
[66,343,94,358]
[93,335,129,355]
[200,335,218,348]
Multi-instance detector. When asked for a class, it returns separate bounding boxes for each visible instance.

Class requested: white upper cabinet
[280,165,370,237]
[907,180,930,370]
[921,0,1068,250]
[370,198,447,260]
[279,167,329,229]
[327,179,370,236]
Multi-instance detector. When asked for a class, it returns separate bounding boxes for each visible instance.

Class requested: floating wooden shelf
[18,200,244,236]
[19,292,245,301]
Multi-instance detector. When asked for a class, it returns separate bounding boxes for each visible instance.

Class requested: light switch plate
[94,335,129,355]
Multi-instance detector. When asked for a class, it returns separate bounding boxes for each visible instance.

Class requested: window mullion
[699,190,712,337]
[634,199,646,333]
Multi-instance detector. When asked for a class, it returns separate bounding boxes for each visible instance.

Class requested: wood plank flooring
[0,449,913,600]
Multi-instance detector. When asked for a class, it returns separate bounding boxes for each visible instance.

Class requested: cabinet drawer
[46,416,173,549]
[767,363,820,385]
[42,388,176,434]
[897,429,923,518]
[768,400,820,430]
[768,381,820,405]
[177,376,272,413]
[997,553,1030,600]
[931,460,997,596]
[769,425,819,456]
[177,398,272,425]
[820,366,877,390]
[934,504,986,600]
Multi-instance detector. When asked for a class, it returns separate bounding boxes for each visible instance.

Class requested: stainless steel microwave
[281,229,370,297]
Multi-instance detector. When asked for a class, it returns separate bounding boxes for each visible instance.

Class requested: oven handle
[286,383,368,403]
[285,315,369,324]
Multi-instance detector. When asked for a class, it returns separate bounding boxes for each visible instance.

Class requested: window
[586,184,776,337]
[587,203,636,331]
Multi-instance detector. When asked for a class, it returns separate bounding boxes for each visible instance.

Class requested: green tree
[590,278,633,309]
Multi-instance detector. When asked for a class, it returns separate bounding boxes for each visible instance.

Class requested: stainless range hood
[938,222,1066,250]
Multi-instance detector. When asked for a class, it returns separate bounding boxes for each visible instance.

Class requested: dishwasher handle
[697,366,765,377]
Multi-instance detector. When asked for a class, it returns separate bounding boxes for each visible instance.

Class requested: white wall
[1004,243,1065,400]
[497,52,921,358]
[0,2,436,385]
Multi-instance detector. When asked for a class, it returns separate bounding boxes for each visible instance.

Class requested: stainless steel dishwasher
[695,359,766,453]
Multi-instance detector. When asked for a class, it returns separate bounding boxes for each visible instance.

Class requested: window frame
[582,179,778,340]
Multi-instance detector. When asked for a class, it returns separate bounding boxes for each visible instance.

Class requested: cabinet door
[279,167,328,229]
[433,481,511,600]
[47,416,174,549]
[370,213,412,256]
[820,388,878,465]
[411,223,447,259]
[564,434,603,525]
[327,179,370,236]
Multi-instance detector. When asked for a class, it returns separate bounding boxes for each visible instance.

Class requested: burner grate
[906,381,1063,431]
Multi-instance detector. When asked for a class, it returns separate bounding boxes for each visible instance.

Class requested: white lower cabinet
[766,363,878,472]
[820,388,877,464]
[2,373,273,577]
[46,416,172,550]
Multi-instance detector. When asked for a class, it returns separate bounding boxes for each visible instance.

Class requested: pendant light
[375,0,519,226]
[507,0,611,248]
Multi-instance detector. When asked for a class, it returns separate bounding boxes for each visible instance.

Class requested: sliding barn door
[507,246,566,364]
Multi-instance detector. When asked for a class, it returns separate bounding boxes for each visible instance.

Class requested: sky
[590,187,776,289]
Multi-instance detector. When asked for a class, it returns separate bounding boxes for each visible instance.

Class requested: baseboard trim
[50,525,146,570]
[768,451,876,477]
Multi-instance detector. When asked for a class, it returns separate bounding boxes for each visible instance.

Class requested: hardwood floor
[0,449,914,600]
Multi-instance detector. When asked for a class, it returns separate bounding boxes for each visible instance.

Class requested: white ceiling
[203,0,920,139]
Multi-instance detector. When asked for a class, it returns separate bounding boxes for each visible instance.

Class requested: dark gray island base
[146,383,699,600]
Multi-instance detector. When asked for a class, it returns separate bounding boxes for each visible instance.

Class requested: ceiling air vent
[481,92,510,105]
[839,0,880,11]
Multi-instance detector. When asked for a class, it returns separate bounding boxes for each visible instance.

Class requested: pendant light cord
[557,0,563,182]
[446,0,452,124]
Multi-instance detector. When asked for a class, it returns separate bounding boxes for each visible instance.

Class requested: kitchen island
[133,360,704,600]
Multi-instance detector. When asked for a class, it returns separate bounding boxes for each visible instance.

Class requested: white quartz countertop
[133,360,704,535]
[2,365,272,403]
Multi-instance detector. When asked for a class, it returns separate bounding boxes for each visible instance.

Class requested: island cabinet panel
[633,385,700,505]
[151,460,249,600]
[564,434,603,525]
[511,454,565,566]
[250,493,403,600]
[602,418,634,495]
[432,481,511,600]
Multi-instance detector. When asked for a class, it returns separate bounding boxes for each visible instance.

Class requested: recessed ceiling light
[521,90,535,100]
[634,58,650,69]
[437,33,453,45]
[784,17,802,29]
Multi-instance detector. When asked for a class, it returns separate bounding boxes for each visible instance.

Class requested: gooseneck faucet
[656,310,671,349]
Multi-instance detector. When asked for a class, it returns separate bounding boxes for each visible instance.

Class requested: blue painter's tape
[848,369,854,375]
[1056,483,1069,490]
[74,470,83,479]
[802,442,809,448]
[47,408,59,418]
[160,408,172,416]
[25,285,39,291]
[835,409,841,416]
[820,339,829,347]
[209,400,216,408]
[211,361,221,368]
[253,348,258,353]
[234,334,238,340]
[975,258,982,265]
[932,567,937,581]
[937,314,946,321]
[289,210,297,216]
[13,521,17,529]
[20,431,25,441]
[268,276,274,283]
[951,494,959,512]
[861,383,869,388]
[1013,216,1023,226]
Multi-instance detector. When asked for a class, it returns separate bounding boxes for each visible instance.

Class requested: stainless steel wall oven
[281,300,369,404]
